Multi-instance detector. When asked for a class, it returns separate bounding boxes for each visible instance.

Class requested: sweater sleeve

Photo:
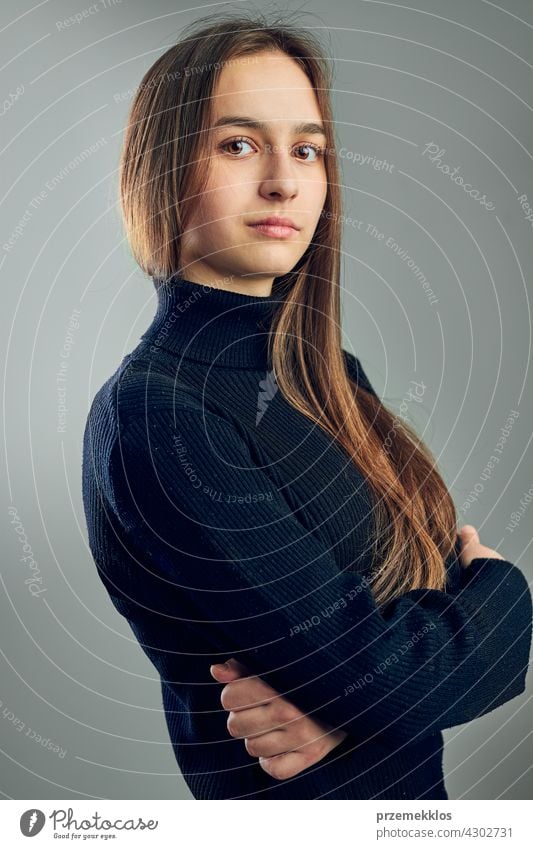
[107,403,532,745]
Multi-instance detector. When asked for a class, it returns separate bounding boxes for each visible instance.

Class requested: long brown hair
[119,11,458,608]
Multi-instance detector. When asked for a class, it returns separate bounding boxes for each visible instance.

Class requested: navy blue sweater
[82,276,532,799]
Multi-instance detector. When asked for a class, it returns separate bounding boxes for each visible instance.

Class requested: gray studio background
[1,0,532,800]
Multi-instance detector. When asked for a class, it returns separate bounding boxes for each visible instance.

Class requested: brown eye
[294,144,323,162]
[219,137,255,157]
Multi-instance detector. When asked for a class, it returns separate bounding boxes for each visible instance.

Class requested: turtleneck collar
[139,275,283,368]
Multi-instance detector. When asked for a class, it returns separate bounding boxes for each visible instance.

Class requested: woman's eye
[219,138,255,157]
[295,144,323,162]
[218,138,324,161]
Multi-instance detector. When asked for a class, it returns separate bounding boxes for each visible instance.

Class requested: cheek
[302,165,327,199]
[205,160,244,195]
[201,172,243,224]
[188,189,231,240]
[191,206,239,250]
[316,169,328,202]
[306,175,328,223]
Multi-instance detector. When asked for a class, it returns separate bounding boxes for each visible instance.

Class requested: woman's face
[179,50,329,294]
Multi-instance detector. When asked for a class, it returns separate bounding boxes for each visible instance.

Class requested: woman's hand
[209,528,504,782]
[459,525,505,567]
[210,658,348,781]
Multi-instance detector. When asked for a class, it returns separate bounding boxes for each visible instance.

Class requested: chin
[239,247,302,275]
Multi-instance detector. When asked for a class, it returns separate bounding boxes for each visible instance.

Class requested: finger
[259,750,311,781]
[220,676,281,711]
[210,662,242,682]
[225,658,253,675]
[460,525,479,543]
[244,731,290,758]
[227,705,279,739]
[209,657,251,682]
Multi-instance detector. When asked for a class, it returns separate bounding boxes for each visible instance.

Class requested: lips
[249,216,300,230]
[247,216,301,240]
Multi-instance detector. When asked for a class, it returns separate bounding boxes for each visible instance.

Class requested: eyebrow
[212,115,327,137]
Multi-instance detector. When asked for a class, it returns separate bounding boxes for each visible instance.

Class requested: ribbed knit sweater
[82,276,532,800]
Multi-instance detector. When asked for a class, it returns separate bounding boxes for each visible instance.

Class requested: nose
[257,147,299,201]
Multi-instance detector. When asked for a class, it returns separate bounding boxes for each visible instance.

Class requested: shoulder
[112,357,250,447]
[342,348,378,397]
[110,356,210,427]
[83,358,250,521]
[84,354,217,451]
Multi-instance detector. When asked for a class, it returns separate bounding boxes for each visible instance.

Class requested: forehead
[211,50,322,124]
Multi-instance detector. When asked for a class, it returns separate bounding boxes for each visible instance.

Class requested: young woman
[82,13,532,799]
